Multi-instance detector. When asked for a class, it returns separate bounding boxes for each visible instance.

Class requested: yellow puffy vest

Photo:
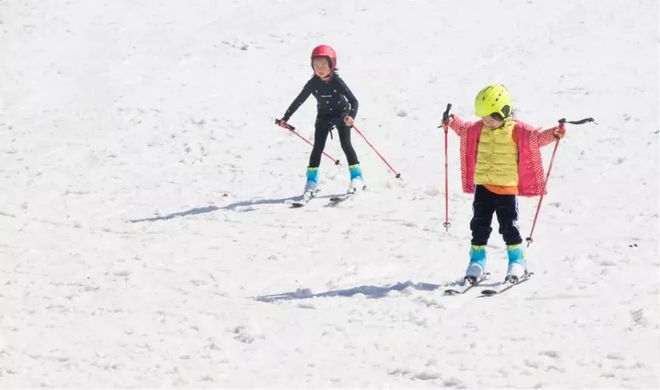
[475,120,519,186]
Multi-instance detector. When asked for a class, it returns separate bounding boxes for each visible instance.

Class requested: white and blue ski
[480,272,534,297]
[443,272,491,296]
[326,193,354,206]
[326,182,366,207]
[289,190,317,208]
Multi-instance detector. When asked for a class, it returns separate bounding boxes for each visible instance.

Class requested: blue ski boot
[303,167,319,201]
[348,164,366,193]
[505,244,527,283]
[465,245,486,285]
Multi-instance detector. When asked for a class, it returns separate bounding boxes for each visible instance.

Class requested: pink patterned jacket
[449,115,559,197]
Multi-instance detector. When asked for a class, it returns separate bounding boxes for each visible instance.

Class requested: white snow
[1,0,658,388]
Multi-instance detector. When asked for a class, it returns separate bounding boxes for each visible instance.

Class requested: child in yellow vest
[445,85,565,284]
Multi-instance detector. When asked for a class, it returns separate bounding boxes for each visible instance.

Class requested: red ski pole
[352,125,402,179]
[275,119,340,165]
[440,103,452,231]
[526,117,594,246]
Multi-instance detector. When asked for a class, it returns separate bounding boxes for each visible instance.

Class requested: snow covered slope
[1,0,658,387]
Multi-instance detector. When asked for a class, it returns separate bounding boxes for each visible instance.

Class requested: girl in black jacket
[277,45,364,200]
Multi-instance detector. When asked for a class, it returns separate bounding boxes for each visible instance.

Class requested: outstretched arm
[282,80,313,122]
[517,121,565,147]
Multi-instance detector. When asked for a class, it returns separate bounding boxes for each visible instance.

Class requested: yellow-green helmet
[474,84,512,119]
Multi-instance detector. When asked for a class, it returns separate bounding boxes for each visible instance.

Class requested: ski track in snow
[0,0,658,388]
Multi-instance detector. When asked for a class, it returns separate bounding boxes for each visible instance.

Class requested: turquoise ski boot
[347,164,366,193]
[465,245,486,285]
[303,167,319,201]
[505,244,527,283]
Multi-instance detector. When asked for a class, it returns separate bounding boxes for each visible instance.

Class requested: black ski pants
[470,185,523,246]
[308,115,359,168]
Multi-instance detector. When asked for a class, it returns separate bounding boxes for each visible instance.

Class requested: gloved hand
[275,119,292,129]
[439,114,453,128]
[343,115,354,127]
[553,126,566,139]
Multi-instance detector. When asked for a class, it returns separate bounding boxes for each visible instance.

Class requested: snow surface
[1,0,658,388]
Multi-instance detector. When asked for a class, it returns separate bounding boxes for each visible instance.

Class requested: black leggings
[308,116,359,168]
[470,185,523,246]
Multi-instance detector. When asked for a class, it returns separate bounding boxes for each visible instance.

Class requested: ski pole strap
[558,117,595,125]
[275,119,295,130]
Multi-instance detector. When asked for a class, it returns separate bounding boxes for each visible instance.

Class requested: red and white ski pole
[275,119,341,165]
[352,125,402,180]
[439,103,452,231]
[526,117,594,246]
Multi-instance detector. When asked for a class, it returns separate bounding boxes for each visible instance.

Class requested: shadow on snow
[220,195,300,211]
[255,281,443,303]
[129,205,221,223]
[128,195,302,223]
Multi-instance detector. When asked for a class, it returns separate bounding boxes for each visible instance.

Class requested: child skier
[276,45,364,201]
[444,84,565,284]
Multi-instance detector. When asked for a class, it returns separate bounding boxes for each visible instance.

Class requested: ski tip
[328,193,353,204]
[480,289,497,296]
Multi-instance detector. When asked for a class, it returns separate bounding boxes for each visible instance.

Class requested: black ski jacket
[282,74,358,121]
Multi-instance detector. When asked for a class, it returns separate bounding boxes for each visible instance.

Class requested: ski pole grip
[558,117,595,125]
[442,103,452,123]
[275,119,295,130]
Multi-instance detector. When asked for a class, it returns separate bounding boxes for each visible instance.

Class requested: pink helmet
[311,45,337,70]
